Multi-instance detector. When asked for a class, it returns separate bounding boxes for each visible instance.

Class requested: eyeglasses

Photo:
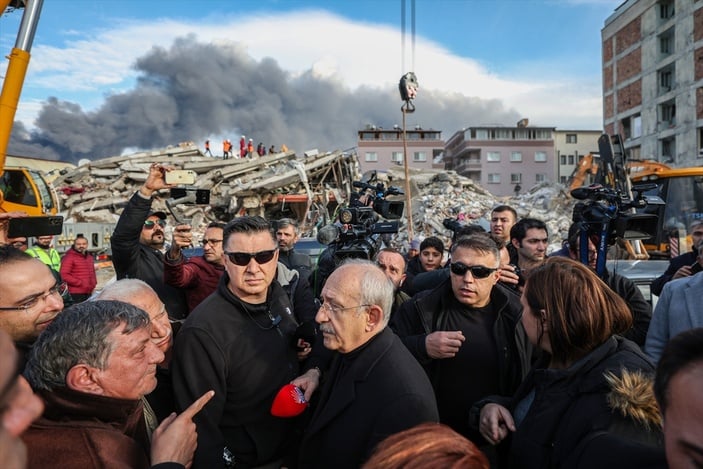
[0,282,68,311]
[224,249,278,266]
[201,238,223,246]
[143,220,166,229]
[314,298,370,316]
[449,262,497,279]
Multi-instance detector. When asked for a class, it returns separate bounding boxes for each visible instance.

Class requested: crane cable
[400,0,416,241]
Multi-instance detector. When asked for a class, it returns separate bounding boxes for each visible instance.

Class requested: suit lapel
[684,275,703,327]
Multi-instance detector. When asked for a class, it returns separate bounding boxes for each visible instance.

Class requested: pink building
[444,125,557,197]
[357,125,444,173]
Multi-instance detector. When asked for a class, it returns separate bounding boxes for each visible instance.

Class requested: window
[624,114,643,139]
[486,151,501,162]
[365,152,378,162]
[567,155,574,165]
[536,174,547,183]
[487,173,501,184]
[659,0,674,20]
[658,64,674,94]
[474,129,489,139]
[511,173,522,184]
[659,100,676,126]
[534,151,547,162]
[360,132,375,140]
[698,128,703,159]
[659,28,674,56]
[510,152,522,162]
[560,154,566,165]
[560,176,569,184]
[391,151,404,163]
[413,152,427,162]
[660,136,676,161]
[566,134,577,144]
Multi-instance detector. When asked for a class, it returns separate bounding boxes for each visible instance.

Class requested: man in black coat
[651,219,703,296]
[298,260,438,469]
[391,234,531,445]
[111,163,188,320]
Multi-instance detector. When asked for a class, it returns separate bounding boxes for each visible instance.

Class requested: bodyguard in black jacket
[391,235,531,443]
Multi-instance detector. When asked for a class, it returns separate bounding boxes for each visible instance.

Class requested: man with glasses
[392,235,530,446]
[0,246,65,366]
[164,222,226,313]
[172,216,323,469]
[298,259,438,468]
[111,163,188,319]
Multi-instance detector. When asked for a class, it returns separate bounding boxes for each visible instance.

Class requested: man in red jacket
[164,222,225,313]
[59,235,97,303]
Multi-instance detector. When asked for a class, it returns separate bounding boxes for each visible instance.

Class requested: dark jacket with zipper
[391,279,531,396]
[171,275,302,469]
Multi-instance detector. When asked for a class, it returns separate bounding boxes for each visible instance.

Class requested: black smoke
[8,35,521,163]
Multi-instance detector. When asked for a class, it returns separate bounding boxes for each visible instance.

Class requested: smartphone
[165,170,196,185]
[7,216,64,238]
[691,262,702,275]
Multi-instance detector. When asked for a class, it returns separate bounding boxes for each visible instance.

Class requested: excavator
[0,0,58,216]
[569,135,703,259]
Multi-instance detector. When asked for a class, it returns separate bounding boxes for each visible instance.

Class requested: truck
[0,0,59,218]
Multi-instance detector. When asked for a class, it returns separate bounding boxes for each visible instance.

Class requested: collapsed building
[50,143,578,254]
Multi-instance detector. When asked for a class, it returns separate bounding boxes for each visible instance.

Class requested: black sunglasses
[143,220,166,229]
[224,249,277,266]
[449,262,497,279]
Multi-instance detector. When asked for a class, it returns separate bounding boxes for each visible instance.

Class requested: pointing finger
[180,390,214,420]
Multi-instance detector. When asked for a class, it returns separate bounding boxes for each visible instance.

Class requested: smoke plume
[8,36,521,163]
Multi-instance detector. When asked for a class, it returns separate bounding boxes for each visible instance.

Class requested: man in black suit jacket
[651,220,703,296]
[298,259,438,469]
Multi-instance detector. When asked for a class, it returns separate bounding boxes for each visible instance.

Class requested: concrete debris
[51,142,577,253]
[52,143,362,240]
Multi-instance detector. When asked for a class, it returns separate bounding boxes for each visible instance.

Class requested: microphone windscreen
[271,384,308,418]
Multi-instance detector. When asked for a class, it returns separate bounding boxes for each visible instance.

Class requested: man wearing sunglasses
[0,246,65,367]
[111,163,188,320]
[172,216,324,469]
[164,222,226,313]
[392,234,531,448]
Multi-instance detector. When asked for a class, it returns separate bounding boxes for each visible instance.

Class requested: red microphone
[271,384,308,417]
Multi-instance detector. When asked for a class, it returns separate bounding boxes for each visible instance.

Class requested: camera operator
[651,219,703,296]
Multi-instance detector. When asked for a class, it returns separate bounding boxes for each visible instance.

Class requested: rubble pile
[52,143,360,235]
[385,168,577,251]
[50,143,577,252]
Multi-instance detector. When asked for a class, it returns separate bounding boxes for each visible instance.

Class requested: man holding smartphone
[111,164,188,320]
[651,219,703,296]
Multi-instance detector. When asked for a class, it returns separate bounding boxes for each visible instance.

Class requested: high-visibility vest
[27,247,61,272]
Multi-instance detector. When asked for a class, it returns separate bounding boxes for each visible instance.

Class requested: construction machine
[0,0,58,217]
[569,135,703,259]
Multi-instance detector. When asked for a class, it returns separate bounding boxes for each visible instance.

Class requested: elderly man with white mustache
[297,259,438,469]
[392,234,531,455]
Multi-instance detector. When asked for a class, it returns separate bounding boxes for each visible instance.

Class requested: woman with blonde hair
[477,257,665,468]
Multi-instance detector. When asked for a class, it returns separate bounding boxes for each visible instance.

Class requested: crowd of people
[0,164,702,468]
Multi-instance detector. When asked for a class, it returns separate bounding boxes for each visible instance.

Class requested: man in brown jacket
[22,300,213,468]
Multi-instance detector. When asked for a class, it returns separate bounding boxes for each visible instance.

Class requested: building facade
[602,0,703,165]
[444,125,557,197]
[356,125,444,173]
[554,130,602,185]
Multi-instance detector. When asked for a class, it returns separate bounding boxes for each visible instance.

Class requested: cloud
[6,9,602,161]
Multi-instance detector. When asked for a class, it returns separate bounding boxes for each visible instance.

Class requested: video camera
[318,172,405,262]
[570,183,663,275]
[571,184,660,242]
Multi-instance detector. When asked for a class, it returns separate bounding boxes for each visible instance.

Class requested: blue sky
[0,0,624,158]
